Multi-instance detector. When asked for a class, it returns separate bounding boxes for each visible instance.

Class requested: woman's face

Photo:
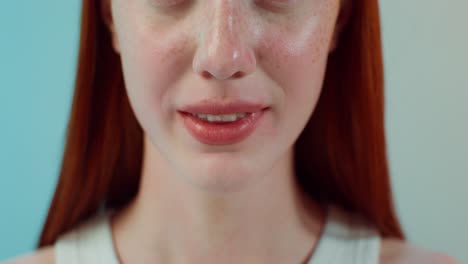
[106,0,341,191]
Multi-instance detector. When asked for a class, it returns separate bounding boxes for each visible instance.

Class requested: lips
[177,99,269,145]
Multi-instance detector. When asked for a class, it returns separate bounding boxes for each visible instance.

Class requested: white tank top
[54,204,381,264]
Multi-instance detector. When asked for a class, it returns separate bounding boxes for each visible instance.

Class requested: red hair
[38,0,405,247]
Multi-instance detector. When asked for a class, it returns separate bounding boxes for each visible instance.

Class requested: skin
[3,0,459,263]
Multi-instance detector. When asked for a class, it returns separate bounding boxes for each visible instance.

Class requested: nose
[192,2,257,80]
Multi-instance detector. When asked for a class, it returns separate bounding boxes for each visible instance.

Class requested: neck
[111,139,326,264]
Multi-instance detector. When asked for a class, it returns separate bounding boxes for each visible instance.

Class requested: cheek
[117,21,192,128]
[259,20,334,122]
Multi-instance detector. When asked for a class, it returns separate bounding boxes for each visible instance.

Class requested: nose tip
[193,45,256,80]
[192,7,257,80]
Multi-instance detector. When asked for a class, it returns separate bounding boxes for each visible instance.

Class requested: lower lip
[178,110,267,145]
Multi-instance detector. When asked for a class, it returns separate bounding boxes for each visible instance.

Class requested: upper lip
[178,99,269,115]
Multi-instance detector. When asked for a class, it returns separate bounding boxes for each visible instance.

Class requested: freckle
[258,53,264,62]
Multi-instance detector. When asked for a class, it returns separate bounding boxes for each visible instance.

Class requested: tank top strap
[54,212,120,264]
[307,204,381,264]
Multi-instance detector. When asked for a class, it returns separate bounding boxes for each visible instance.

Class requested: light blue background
[0,0,80,260]
[1,0,467,262]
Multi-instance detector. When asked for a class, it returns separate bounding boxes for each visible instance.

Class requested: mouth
[178,108,268,145]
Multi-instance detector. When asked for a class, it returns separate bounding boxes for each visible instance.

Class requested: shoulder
[2,246,55,264]
[379,238,459,264]
[3,213,111,264]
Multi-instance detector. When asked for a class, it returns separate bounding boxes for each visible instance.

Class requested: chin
[183,159,263,193]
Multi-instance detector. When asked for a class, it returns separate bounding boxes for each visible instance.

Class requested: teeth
[192,113,248,122]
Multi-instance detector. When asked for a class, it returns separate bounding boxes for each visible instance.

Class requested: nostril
[233,71,244,78]
[201,71,212,79]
